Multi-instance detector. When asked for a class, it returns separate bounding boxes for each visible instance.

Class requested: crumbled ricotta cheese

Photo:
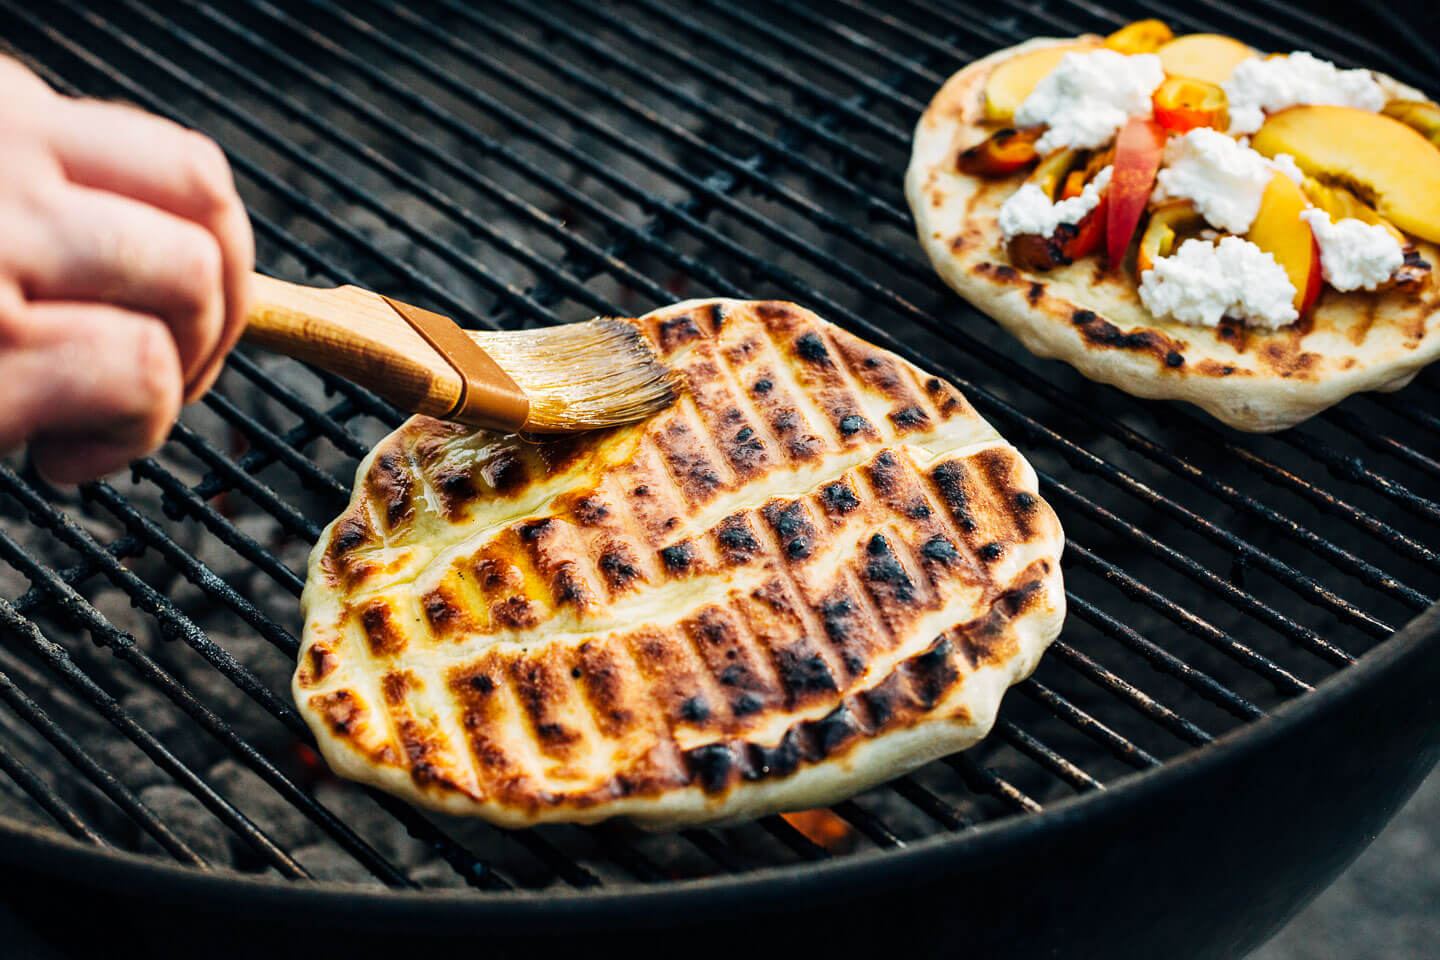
[998,166,1113,240]
[1300,209,1404,291]
[1138,237,1299,329]
[1151,128,1303,234]
[1224,51,1386,135]
[1015,50,1164,154]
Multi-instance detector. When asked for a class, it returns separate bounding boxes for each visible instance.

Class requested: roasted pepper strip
[958,127,1042,177]
[1152,77,1229,133]
[1137,201,1205,274]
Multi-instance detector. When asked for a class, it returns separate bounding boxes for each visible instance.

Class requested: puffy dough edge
[293,297,1067,830]
[904,37,1440,433]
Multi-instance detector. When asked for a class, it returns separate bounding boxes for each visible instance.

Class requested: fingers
[0,301,182,484]
[17,186,225,390]
[44,97,253,401]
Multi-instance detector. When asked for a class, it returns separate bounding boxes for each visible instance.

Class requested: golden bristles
[469,318,681,431]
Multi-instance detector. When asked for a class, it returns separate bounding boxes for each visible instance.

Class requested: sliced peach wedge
[1247,173,1322,317]
[1252,105,1440,243]
[1107,117,1167,268]
[1157,33,1254,85]
[983,42,1096,123]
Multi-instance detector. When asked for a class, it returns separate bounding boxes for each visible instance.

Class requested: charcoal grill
[0,1,1437,957]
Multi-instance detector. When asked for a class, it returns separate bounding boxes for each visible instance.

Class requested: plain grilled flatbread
[294,299,1065,828]
[906,36,1440,432]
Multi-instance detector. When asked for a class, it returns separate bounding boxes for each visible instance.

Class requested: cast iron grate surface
[0,0,1435,892]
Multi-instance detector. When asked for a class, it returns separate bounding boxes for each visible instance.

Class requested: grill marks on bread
[298,300,1064,823]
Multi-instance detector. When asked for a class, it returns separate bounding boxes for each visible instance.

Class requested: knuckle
[184,230,225,300]
[131,318,183,433]
[184,132,237,211]
[0,289,28,350]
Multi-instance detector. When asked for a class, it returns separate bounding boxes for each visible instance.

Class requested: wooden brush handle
[242,274,528,429]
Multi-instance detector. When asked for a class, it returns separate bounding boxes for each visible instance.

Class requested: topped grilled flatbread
[906,35,1440,432]
[294,299,1065,828]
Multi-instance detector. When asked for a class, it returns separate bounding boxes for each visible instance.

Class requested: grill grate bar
[0,733,107,846]
[687,0,927,114]
[1019,678,1159,769]
[0,640,204,865]
[997,720,1104,793]
[948,754,1043,814]
[890,775,975,830]
[133,0,642,322]
[551,0,893,174]
[0,506,418,887]
[501,0,906,222]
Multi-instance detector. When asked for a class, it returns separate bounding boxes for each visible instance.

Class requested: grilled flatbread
[906,37,1440,432]
[294,299,1065,828]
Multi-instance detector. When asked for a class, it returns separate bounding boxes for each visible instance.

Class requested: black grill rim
[1,605,1435,918]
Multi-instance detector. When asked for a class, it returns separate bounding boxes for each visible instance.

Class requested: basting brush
[241,274,680,433]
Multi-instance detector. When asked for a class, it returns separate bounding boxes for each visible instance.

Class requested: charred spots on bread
[838,414,871,437]
[485,449,530,498]
[1071,308,1183,362]
[714,513,761,564]
[421,586,469,637]
[889,404,931,432]
[763,499,817,563]
[597,542,644,593]
[678,695,711,724]
[920,535,963,565]
[301,644,339,685]
[359,599,407,656]
[686,743,735,794]
[864,534,918,605]
[490,596,542,630]
[930,460,978,532]
[773,647,838,700]
[368,449,416,530]
[431,464,479,517]
[820,479,861,516]
[1027,281,1045,305]
[659,541,696,574]
[905,637,959,708]
[723,423,769,477]
[746,729,803,780]
[656,311,705,352]
[656,418,726,504]
[569,494,610,526]
[978,541,1005,562]
[313,689,364,736]
[864,449,903,497]
[794,331,833,365]
[808,703,864,758]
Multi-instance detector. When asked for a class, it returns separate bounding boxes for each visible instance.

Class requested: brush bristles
[470,319,681,431]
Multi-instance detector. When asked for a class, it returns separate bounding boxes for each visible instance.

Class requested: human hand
[0,55,252,483]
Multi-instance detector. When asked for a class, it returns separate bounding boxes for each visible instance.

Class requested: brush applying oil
[241,274,680,433]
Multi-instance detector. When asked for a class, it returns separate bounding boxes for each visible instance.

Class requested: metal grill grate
[0,0,1435,893]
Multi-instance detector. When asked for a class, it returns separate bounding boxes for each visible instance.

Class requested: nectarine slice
[1252,105,1440,243]
[1246,173,1319,315]
[1104,20,1173,55]
[1107,117,1167,268]
[984,42,1095,123]
[1157,34,1255,85]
